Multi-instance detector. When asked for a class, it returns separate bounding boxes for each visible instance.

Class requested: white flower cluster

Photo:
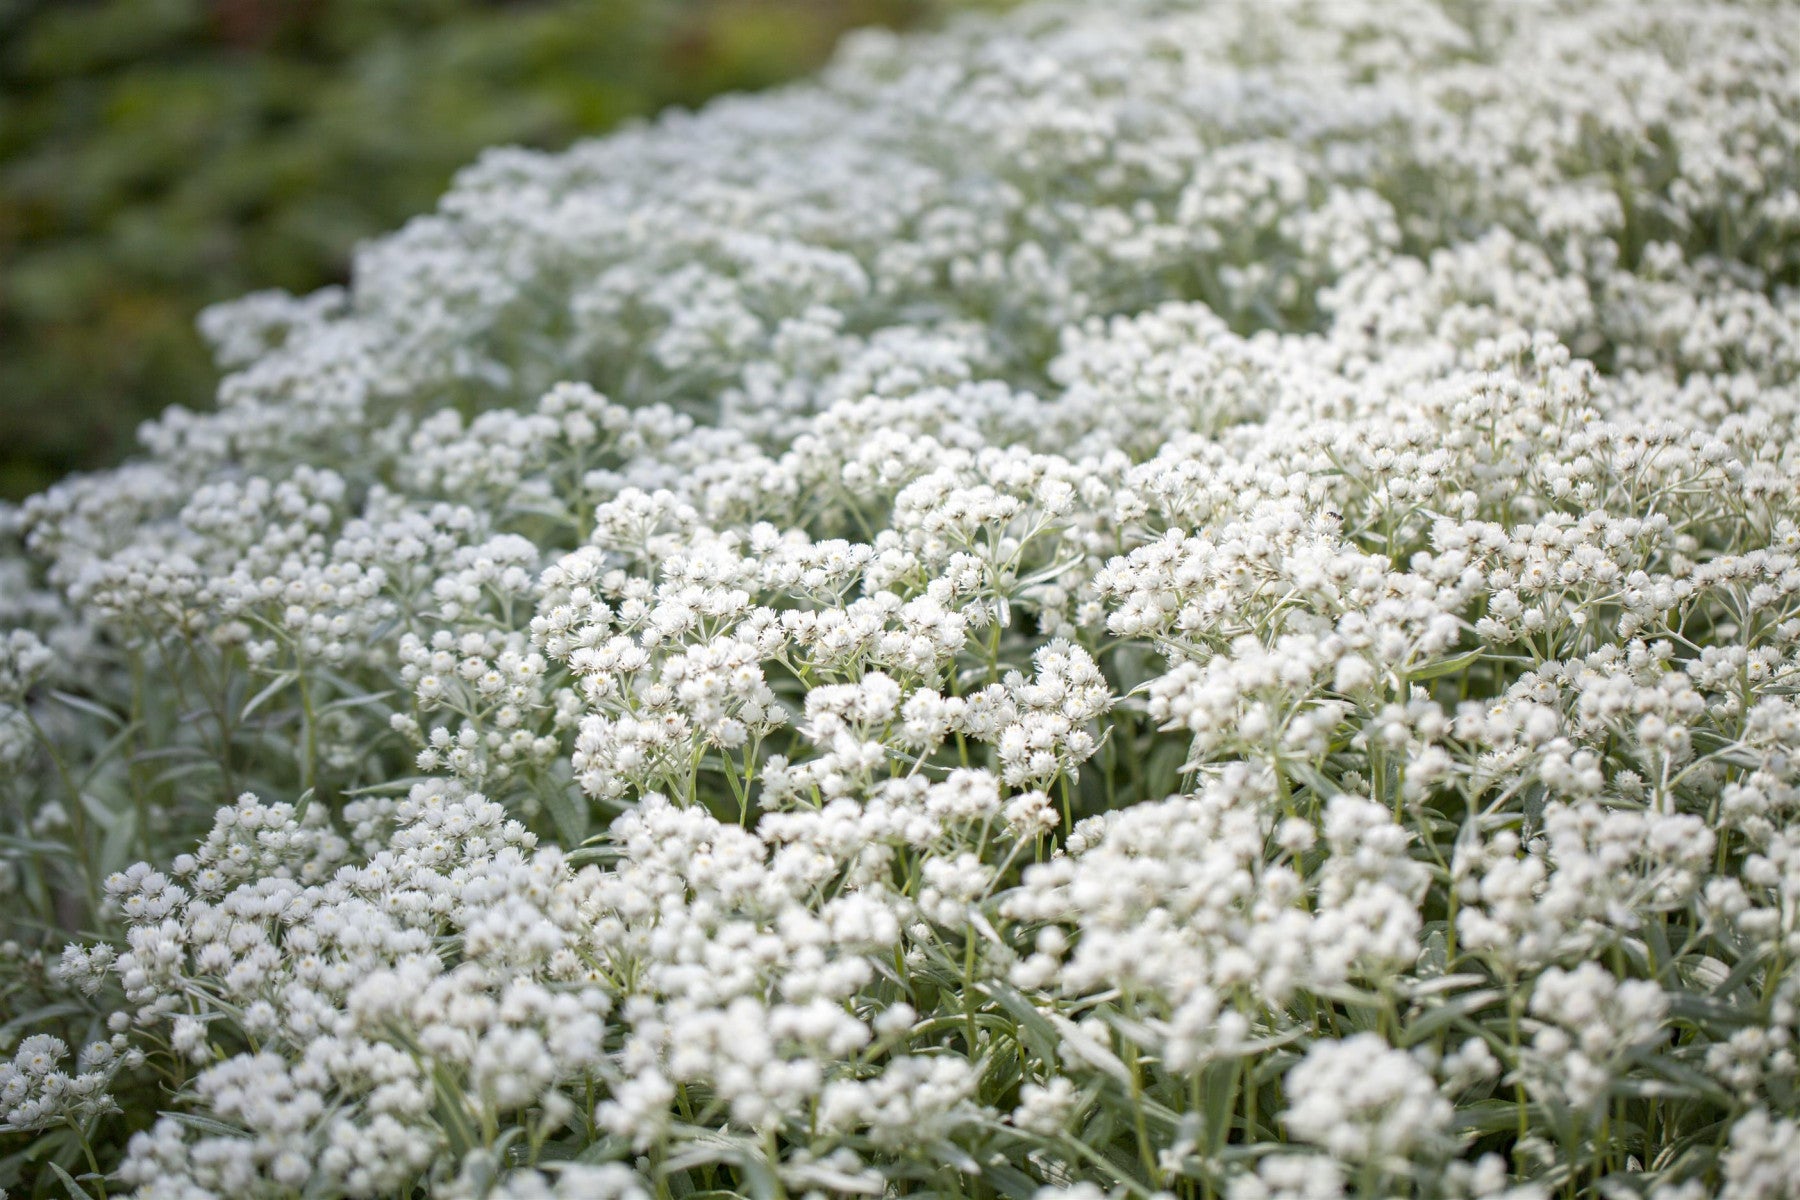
[0,1032,138,1135]
[3,0,1800,1196]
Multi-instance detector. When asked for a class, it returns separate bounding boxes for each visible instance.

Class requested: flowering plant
[4,1,1800,1197]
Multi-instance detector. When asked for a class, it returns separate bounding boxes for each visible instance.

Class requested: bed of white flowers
[4,0,1800,1196]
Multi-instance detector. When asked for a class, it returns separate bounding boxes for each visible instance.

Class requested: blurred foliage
[0,0,1006,498]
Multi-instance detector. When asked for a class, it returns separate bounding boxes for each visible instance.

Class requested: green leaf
[1455,1098,1528,1135]
[740,1170,783,1200]
[80,718,148,790]
[1665,991,1761,1029]
[1397,989,1506,1046]
[929,1139,982,1175]
[1077,1105,1118,1155]
[1522,780,1548,825]
[538,781,589,846]
[1143,737,1190,799]
[160,1111,253,1140]
[661,1130,747,1166]
[130,745,215,765]
[240,672,297,722]
[0,1000,86,1042]
[149,759,222,791]
[1200,1058,1239,1153]
[430,1062,479,1159]
[1405,647,1487,681]
[1632,1053,1735,1107]
[77,791,121,830]
[342,776,435,796]
[982,1162,1043,1200]
[574,1134,633,1164]
[0,833,76,858]
[47,1160,90,1200]
[99,802,141,874]
[1284,759,1338,799]
[49,689,125,728]
[318,689,396,715]
[979,981,1076,1075]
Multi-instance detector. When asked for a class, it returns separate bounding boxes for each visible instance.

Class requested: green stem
[74,1119,108,1199]
[296,667,318,795]
[26,710,102,918]
[1127,1039,1161,1186]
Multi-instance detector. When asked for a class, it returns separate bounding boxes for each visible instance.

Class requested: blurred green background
[0,0,1005,499]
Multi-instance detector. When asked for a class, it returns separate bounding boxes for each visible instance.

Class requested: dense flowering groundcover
[4,0,1800,1195]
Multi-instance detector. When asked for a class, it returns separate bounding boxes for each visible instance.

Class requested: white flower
[1283,1034,1454,1169]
